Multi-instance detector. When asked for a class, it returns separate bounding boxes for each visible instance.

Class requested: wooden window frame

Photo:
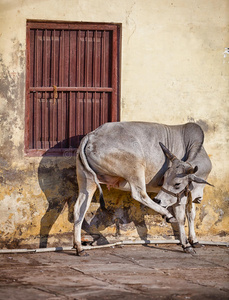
[25,20,121,156]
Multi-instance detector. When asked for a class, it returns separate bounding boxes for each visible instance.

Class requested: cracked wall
[0,0,228,249]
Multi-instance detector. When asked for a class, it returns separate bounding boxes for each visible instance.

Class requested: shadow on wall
[38,138,78,248]
[38,137,178,248]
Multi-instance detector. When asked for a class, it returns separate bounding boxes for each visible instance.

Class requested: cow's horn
[185,165,198,175]
[159,142,177,162]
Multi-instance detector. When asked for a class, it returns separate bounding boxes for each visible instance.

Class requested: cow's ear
[193,166,198,173]
[189,174,214,187]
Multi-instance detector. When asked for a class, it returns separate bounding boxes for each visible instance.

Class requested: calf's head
[153,143,213,208]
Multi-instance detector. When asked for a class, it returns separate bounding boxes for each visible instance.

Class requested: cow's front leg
[173,203,195,254]
[186,203,201,248]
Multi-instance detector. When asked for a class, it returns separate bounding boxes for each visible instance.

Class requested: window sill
[25,148,77,157]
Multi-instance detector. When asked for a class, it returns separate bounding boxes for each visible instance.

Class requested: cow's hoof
[190,242,202,248]
[182,245,196,255]
[193,197,202,204]
[165,216,177,223]
[76,249,89,257]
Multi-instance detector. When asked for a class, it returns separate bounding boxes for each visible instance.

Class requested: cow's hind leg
[73,166,97,256]
[186,203,201,248]
[173,203,195,254]
[129,179,176,223]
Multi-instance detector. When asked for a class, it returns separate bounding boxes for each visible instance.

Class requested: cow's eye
[174,183,181,189]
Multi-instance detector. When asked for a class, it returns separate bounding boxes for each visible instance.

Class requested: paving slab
[0,244,228,299]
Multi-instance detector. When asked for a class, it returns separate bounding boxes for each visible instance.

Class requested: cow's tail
[78,135,106,211]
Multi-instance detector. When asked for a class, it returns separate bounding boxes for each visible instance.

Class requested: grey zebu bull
[74,122,212,255]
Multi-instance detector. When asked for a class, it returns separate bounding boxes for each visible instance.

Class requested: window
[25,21,120,156]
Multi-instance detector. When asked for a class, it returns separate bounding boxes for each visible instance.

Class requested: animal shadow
[38,138,78,248]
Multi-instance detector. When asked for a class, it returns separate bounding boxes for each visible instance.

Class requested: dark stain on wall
[187,117,217,134]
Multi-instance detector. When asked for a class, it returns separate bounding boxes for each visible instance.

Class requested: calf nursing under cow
[73,122,213,256]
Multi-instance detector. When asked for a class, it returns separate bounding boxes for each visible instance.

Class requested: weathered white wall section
[0,0,228,247]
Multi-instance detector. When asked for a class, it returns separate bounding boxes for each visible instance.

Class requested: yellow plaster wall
[0,0,228,248]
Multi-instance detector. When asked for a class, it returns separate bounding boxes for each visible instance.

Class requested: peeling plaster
[0,42,25,161]
[0,193,30,234]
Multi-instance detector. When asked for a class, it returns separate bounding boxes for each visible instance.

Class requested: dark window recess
[25,21,120,156]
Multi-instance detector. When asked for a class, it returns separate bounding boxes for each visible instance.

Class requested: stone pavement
[0,244,228,299]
